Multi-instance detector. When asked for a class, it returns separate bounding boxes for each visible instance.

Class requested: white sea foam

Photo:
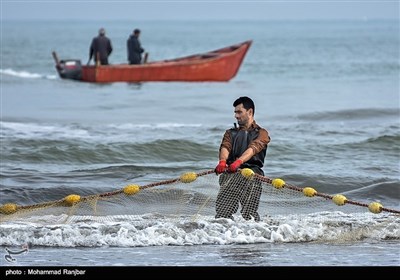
[0,68,57,79]
[1,212,398,248]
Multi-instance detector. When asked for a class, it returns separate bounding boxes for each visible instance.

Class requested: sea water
[1,20,399,267]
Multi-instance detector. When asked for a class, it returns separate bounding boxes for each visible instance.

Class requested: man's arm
[235,147,255,163]
[219,146,229,161]
[218,131,231,161]
[247,129,270,157]
[88,38,95,61]
[107,39,113,55]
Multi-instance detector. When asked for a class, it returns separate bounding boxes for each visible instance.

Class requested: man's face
[234,104,252,127]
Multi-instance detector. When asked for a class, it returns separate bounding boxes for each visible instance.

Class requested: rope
[2,169,399,215]
[254,172,400,214]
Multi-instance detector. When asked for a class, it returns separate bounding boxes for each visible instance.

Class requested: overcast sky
[2,0,399,21]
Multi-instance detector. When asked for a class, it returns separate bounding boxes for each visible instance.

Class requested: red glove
[215,160,227,174]
[229,159,243,173]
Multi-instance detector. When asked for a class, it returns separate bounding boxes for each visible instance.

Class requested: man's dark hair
[134,29,141,35]
[233,96,255,116]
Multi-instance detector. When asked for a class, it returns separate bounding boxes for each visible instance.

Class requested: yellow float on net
[368,202,383,214]
[303,187,317,197]
[180,172,197,183]
[64,194,81,206]
[241,168,254,179]
[0,203,18,214]
[332,194,347,206]
[272,178,285,189]
[123,184,140,195]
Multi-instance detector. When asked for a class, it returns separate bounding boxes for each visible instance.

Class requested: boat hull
[54,40,252,83]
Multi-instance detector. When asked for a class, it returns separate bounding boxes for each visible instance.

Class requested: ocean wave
[297,108,399,122]
[0,212,398,247]
[1,120,208,140]
[1,138,216,165]
[0,68,57,80]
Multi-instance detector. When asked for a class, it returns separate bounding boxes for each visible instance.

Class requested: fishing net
[1,168,398,225]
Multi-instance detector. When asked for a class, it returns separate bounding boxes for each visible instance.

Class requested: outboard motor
[57,59,82,80]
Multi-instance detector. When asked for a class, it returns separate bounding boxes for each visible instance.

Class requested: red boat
[52,40,252,83]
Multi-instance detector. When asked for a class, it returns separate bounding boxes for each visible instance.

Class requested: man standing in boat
[88,28,113,65]
[127,29,145,64]
[214,96,270,222]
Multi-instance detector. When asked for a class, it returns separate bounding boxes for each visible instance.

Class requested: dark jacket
[89,35,113,65]
[220,121,270,175]
[127,35,144,64]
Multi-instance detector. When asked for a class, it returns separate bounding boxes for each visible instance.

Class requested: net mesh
[1,169,398,225]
